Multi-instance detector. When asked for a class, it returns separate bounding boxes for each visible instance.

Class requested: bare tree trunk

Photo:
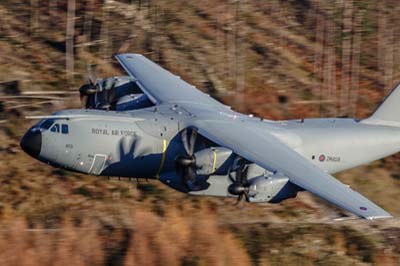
[66,0,76,84]
[384,9,394,93]
[146,0,154,59]
[48,0,58,28]
[30,0,39,37]
[271,0,282,46]
[377,2,387,94]
[350,9,362,117]
[119,0,141,53]
[340,0,353,116]
[153,5,163,63]
[313,8,325,114]
[228,2,236,93]
[325,8,337,116]
[235,0,245,109]
[83,0,95,53]
[223,1,229,79]
[214,4,221,81]
[100,1,111,64]
[393,3,400,85]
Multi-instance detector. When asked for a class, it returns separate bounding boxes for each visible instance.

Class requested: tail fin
[363,84,400,126]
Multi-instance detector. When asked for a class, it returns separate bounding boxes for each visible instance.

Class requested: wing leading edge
[115,54,226,108]
[192,119,392,220]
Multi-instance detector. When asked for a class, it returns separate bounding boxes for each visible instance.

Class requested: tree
[350,8,362,116]
[340,0,353,116]
[66,0,76,84]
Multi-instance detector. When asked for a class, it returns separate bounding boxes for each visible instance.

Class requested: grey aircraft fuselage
[23,102,400,184]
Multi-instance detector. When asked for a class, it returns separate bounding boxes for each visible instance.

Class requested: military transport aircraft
[20,54,400,219]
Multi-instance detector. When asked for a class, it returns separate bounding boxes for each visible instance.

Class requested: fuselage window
[61,124,69,134]
[51,124,60,133]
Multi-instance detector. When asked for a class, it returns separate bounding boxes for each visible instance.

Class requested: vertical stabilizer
[363,84,400,126]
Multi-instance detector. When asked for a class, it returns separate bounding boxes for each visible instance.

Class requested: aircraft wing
[115,54,226,108]
[192,119,392,219]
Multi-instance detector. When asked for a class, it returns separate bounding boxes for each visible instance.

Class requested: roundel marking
[319,154,326,162]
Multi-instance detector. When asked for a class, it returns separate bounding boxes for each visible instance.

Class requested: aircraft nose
[20,129,42,158]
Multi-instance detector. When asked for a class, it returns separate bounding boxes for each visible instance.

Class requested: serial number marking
[326,156,341,162]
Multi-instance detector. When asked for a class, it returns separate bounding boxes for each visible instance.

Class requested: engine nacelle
[194,147,234,176]
[115,93,153,111]
[82,76,154,110]
[247,173,298,203]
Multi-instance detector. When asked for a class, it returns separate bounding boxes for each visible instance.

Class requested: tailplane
[363,84,400,126]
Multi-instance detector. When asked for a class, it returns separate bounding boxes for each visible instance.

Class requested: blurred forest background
[1,0,400,265]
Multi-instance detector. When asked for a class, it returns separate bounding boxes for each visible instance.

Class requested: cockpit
[36,119,69,134]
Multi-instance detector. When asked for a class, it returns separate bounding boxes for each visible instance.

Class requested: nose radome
[20,129,42,158]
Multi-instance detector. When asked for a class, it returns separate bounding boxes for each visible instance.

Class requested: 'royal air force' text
[91,128,135,136]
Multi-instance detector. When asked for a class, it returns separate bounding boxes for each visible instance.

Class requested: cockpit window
[40,119,54,130]
[50,124,60,133]
[48,123,69,134]
[61,124,69,134]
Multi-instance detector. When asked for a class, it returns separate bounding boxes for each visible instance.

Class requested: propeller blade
[244,191,250,202]
[228,172,236,183]
[104,77,116,91]
[181,129,190,155]
[186,165,196,182]
[184,165,199,191]
[87,64,98,85]
[235,194,243,205]
[188,129,197,155]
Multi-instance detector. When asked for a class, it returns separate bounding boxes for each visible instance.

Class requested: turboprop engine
[226,159,300,203]
[247,173,299,203]
[175,142,234,190]
[79,75,153,110]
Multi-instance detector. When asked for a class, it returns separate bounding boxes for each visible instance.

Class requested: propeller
[228,157,250,204]
[79,65,119,109]
[176,128,199,191]
[96,77,117,110]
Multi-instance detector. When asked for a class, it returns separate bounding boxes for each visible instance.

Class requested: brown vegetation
[0,206,251,266]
